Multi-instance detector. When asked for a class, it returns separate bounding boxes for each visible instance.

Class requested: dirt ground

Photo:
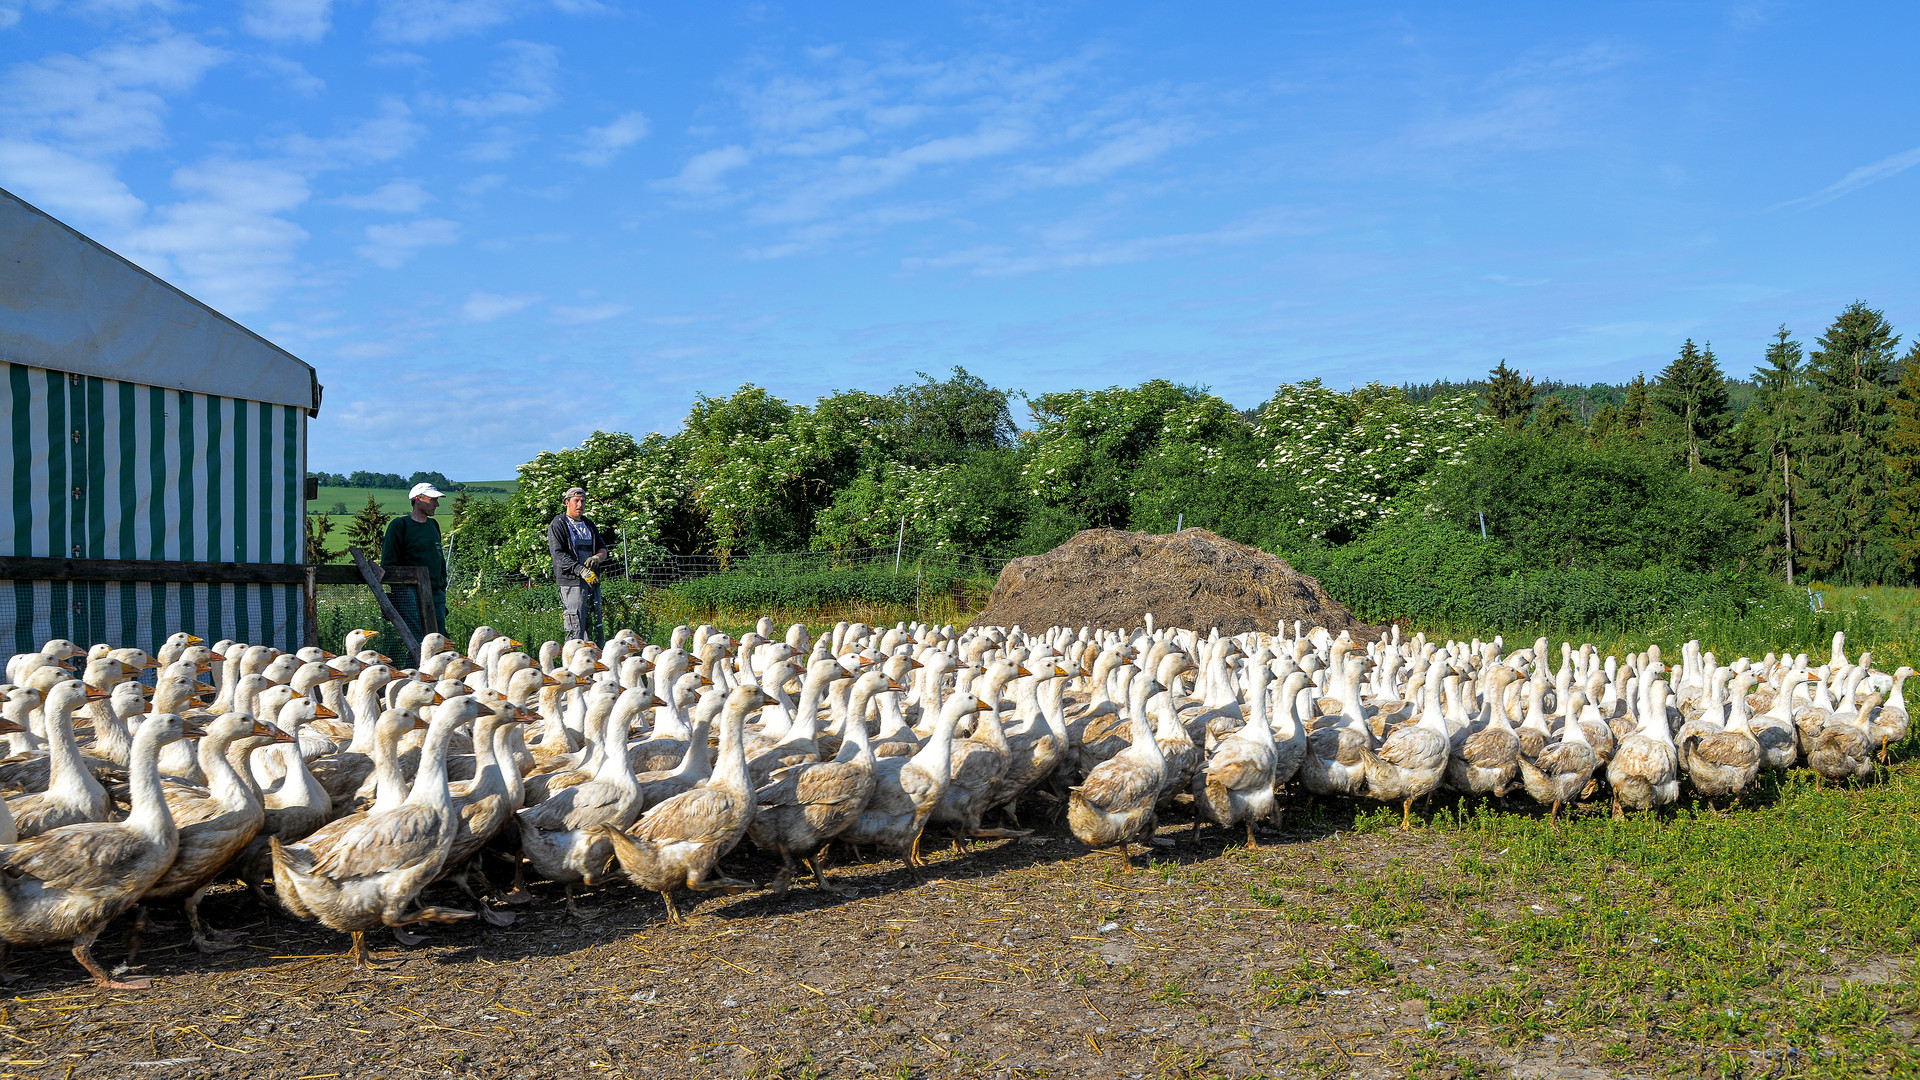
[0,799,1662,1080]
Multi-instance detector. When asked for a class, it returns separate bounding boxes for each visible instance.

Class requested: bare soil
[973,529,1379,641]
[0,802,1651,1080]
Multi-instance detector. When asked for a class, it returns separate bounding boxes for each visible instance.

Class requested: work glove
[581,568,598,586]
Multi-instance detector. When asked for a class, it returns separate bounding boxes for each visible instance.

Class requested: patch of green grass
[1252,760,1920,1077]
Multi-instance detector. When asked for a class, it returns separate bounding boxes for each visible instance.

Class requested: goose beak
[0,719,19,734]
[314,704,339,719]
[431,692,447,705]
[594,661,610,672]
[1015,664,1032,677]
[509,638,523,650]
[321,650,338,659]
[511,706,538,723]
[410,715,430,732]
[887,678,907,692]
[540,673,561,687]
[208,651,226,662]
[186,635,204,645]
[699,674,715,687]
[139,683,157,697]
[143,658,159,669]
[250,719,282,739]
[181,721,209,738]
[908,657,924,669]
[82,684,110,702]
[374,653,394,665]
[193,682,217,695]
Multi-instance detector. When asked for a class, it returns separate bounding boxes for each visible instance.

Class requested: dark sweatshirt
[549,513,603,587]
[381,514,446,592]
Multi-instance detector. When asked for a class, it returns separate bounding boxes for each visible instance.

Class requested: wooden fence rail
[0,554,434,655]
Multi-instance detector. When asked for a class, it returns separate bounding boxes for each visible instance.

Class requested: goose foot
[688,875,756,894]
[564,885,603,921]
[75,942,150,990]
[658,890,684,925]
[966,827,1032,840]
[391,927,429,947]
[193,933,245,955]
[477,904,516,928]
[348,931,400,968]
[1244,819,1260,849]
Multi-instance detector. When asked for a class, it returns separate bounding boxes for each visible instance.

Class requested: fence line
[440,541,1014,594]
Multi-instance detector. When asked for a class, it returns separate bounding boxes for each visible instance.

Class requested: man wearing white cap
[382,482,448,657]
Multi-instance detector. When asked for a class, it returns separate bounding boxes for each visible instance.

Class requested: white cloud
[550,301,626,324]
[372,0,519,43]
[120,159,312,313]
[356,217,459,268]
[454,40,560,119]
[1772,146,1920,212]
[0,138,146,227]
[331,178,433,212]
[251,55,324,97]
[1016,119,1195,186]
[279,99,423,167]
[461,290,540,321]
[570,110,648,166]
[0,32,226,154]
[242,0,332,42]
[653,144,750,195]
[903,207,1310,276]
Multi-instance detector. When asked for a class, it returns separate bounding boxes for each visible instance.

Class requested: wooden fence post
[347,545,420,660]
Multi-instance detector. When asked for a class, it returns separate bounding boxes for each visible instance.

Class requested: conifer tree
[1743,326,1806,582]
[1485,360,1536,428]
[1651,339,1732,472]
[305,513,340,564]
[1587,402,1621,443]
[1885,341,1920,572]
[1530,395,1575,437]
[1798,302,1903,581]
[345,494,392,554]
[1619,374,1652,439]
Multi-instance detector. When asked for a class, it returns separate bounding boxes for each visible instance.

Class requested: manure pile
[973,527,1380,639]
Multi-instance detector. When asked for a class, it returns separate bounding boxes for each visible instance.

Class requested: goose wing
[1073,759,1158,813]
[632,786,739,845]
[308,804,446,880]
[0,823,155,892]
[519,780,625,833]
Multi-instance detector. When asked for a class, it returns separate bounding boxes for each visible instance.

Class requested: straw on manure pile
[973,527,1381,639]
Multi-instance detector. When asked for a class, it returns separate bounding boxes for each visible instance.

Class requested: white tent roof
[0,186,321,414]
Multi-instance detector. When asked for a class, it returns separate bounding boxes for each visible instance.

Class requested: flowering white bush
[1255,380,1495,540]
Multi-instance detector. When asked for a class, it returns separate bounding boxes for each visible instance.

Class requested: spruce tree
[1885,341,1920,572]
[1620,374,1652,439]
[305,513,340,564]
[1651,339,1732,472]
[1743,326,1806,582]
[346,494,392,554]
[1588,402,1621,443]
[1530,395,1575,437]
[1485,360,1536,428]
[1798,301,1903,581]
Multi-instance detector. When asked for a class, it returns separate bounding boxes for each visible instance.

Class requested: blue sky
[3,2,1916,479]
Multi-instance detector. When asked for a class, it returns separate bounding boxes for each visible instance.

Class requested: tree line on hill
[432,300,1919,591]
[306,469,455,490]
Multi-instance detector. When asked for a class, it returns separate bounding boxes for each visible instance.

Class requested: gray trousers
[560,582,603,644]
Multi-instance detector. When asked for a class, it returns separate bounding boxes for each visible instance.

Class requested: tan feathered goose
[1068,674,1167,867]
[6,681,112,838]
[1870,667,1913,762]
[0,713,195,988]
[1359,663,1450,829]
[514,683,648,919]
[270,698,482,967]
[1191,653,1279,846]
[140,714,290,953]
[636,689,723,810]
[600,684,774,923]
[1679,671,1762,802]
[749,671,885,896]
[839,690,982,868]
[1445,668,1521,800]
[1516,690,1596,824]
[1608,679,1680,816]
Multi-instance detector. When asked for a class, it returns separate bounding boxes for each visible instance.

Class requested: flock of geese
[0,616,1909,991]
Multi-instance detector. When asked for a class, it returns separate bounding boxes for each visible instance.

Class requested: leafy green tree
[1619,374,1653,440]
[1587,402,1622,443]
[1798,302,1903,581]
[1885,341,1920,572]
[1651,339,1732,472]
[1484,361,1536,428]
[1021,380,1224,529]
[344,495,390,554]
[1422,431,1752,572]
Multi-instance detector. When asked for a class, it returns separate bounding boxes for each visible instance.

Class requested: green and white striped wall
[1,361,306,655]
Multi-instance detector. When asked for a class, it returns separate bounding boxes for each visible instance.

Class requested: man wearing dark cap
[549,486,607,644]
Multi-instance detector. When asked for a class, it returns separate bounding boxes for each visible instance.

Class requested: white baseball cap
[409,482,445,500]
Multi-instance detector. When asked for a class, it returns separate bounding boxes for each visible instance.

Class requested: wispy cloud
[331,178,433,212]
[372,0,520,44]
[455,40,561,119]
[550,301,627,324]
[0,32,225,155]
[242,0,332,43]
[357,217,460,268]
[121,158,312,313]
[0,138,146,227]
[1771,146,1920,211]
[570,110,648,166]
[461,290,540,321]
[654,144,751,195]
[903,206,1313,276]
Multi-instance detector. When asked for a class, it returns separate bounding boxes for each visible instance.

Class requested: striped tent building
[1,186,323,657]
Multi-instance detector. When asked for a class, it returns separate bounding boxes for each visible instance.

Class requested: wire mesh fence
[310,541,1015,658]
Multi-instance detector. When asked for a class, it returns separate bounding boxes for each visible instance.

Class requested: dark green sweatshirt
[381,514,447,592]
